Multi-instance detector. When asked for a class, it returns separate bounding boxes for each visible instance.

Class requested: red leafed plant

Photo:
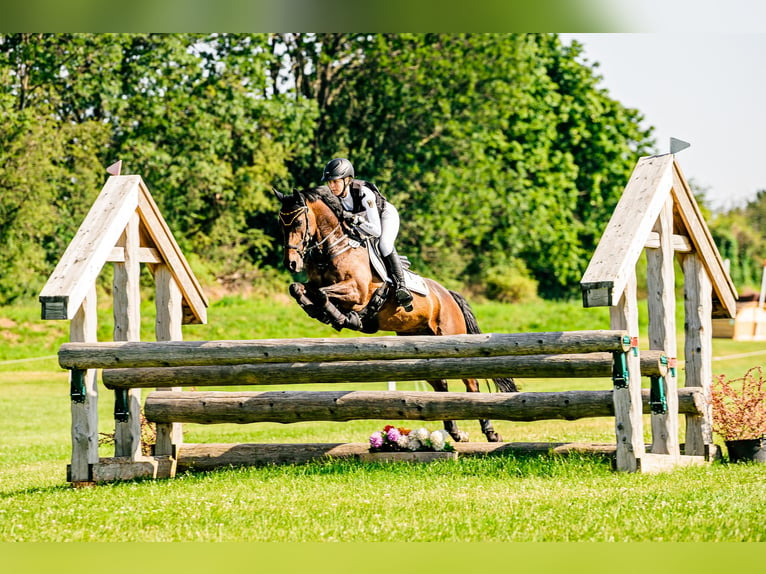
[711,366,766,441]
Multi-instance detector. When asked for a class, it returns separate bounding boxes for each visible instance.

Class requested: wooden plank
[670,160,738,317]
[136,181,208,325]
[645,232,692,253]
[610,272,645,472]
[637,453,708,473]
[647,198,680,455]
[102,350,668,389]
[153,265,184,457]
[582,155,674,307]
[359,451,458,463]
[175,442,623,471]
[40,176,141,320]
[69,286,99,483]
[112,214,143,461]
[108,246,162,264]
[143,388,705,425]
[90,456,176,482]
[682,253,714,455]
[60,330,632,369]
[174,441,713,473]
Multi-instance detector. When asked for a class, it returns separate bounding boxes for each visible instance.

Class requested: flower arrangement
[711,366,766,441]
[368,425,461,453]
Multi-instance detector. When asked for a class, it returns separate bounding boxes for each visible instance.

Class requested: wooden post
[154,264,184,456]
[113,213,142,459]
[646,198,680,455]
[682,252,713,455]
[69,286,98,484]
[609,272,645,471]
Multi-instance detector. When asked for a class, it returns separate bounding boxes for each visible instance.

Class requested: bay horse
[274,185,516,442]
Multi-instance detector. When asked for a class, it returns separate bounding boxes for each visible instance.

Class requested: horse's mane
[302,186,344,222]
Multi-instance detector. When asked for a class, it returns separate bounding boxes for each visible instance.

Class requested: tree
[0,33,660,304]
[275,33,653,297]
[709,189,766,290]
[0,34,111,304]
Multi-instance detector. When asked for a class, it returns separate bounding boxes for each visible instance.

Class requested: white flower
[396,435,410,449]
[430,430,446,451]
[406,438,422,451]
[411,428,430,442]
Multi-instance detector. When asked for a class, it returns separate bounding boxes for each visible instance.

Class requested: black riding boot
[383,250,414,311]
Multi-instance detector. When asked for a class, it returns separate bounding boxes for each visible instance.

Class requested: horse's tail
[448,290,518,393]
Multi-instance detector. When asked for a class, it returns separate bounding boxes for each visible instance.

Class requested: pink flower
[387,427,401,443]
[369,431,383,449]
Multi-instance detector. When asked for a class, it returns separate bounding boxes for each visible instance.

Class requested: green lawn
[1,295,765,543]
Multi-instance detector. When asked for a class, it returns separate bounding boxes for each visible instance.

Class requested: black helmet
[322,158,354,181]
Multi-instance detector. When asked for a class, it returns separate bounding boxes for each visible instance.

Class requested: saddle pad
[403,269,429,296]
[368,244,429,296]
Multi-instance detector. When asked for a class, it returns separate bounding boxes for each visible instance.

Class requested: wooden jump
[41,157,737,482]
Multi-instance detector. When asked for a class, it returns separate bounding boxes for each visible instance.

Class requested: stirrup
[396,287,414,311]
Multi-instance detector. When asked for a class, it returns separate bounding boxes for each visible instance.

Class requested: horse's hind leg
[427,379,464,442]
[463,377,502,443]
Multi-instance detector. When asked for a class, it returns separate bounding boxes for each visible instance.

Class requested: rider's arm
[353,185,382,238]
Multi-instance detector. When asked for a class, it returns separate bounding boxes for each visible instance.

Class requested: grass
[2,294,766,543]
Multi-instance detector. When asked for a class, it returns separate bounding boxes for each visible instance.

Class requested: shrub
[711,366,766,441]
[482,260,539,303]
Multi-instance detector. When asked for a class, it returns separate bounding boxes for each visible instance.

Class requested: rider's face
[327,177,349,197]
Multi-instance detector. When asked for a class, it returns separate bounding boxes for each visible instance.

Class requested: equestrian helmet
[322,158,354,181]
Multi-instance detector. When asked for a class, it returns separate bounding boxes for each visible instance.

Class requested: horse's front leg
[289,283,333,325]
[318,278,367,307]
[290,281,366,331]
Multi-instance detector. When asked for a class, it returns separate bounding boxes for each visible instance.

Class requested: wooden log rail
[100,350,667,389]
[58,330,632,369]
[144,388,705,425]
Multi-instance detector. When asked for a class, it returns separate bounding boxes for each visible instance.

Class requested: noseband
[280,205,310,258]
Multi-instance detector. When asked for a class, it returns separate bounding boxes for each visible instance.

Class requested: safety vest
[350,179,388,215]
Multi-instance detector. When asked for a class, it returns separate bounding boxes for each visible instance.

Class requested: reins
[280,195,361,263]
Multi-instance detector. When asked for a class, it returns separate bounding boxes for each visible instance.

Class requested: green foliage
[278,34,654,298]
[481,259,540,304]
[0,32,712,306]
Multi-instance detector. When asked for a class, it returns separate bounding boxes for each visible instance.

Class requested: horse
[274,185,517,442]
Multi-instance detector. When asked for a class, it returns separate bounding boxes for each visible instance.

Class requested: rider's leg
[383,249,414,311]
[379,205,413,311]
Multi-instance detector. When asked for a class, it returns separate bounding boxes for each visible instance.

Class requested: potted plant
[711,366,766,463]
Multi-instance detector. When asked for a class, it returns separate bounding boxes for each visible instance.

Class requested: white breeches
[378,203,400,257]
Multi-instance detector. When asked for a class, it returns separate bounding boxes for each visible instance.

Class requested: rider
[322,158,414,311]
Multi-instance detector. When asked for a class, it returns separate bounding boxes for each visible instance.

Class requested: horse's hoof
[487,432,502,443]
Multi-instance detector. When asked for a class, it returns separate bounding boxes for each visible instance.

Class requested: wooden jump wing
[581,154,737,319]
[39,175,208,324]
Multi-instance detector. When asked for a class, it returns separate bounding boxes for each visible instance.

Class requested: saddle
[366,241,429,296]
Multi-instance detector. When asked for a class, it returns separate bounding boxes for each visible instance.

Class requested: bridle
[279,205,311,259]
[279,200,359,264]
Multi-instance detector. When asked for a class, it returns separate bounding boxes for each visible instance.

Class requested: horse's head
[274,186,345,273]
[274,187,313,273]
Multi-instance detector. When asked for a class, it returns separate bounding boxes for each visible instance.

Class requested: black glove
[342,212,357,224]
